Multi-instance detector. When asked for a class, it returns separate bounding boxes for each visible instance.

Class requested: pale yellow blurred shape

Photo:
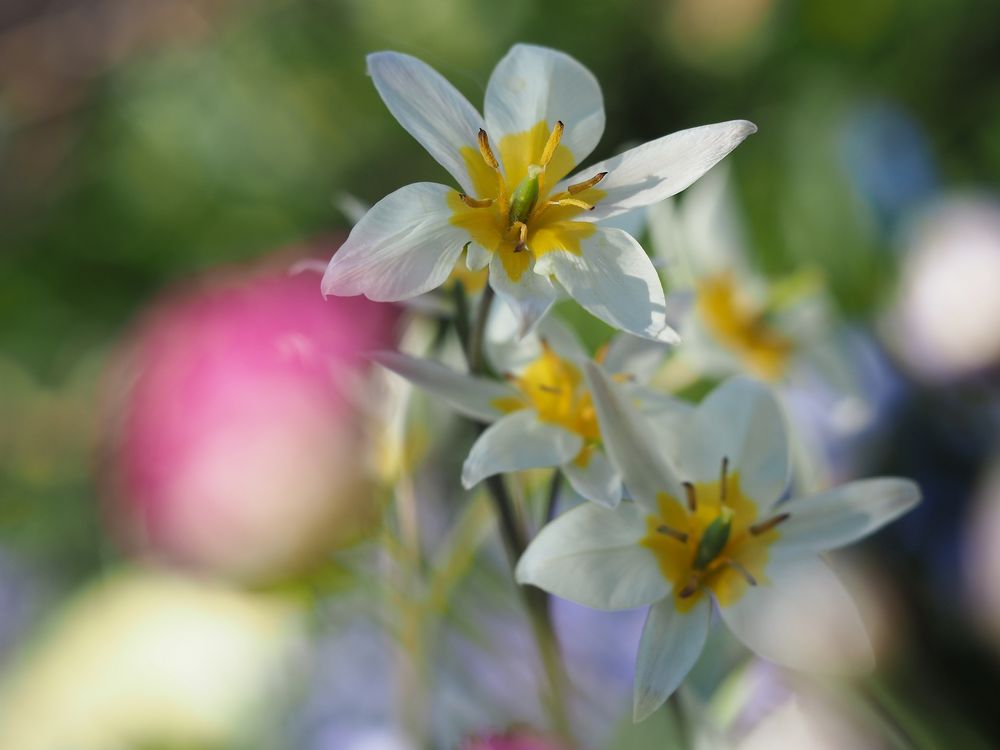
[0,568,303,750]
[738,694,879,750]
[664,0,775,68]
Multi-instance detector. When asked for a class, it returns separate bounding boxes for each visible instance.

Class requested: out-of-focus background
[3,0,1000,748]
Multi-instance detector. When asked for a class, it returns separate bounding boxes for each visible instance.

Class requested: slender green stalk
[461,284,571,739]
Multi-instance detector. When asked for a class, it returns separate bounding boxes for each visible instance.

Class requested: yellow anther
[477,129,500,170]
[549,198,594,211]
[511,220,528,252]
[568,171,607,194]
[539,120,564,167]
[457,193,494,209]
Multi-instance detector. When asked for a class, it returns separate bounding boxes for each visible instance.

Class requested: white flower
[322,44,756,340]
[649,166,837,383]
[515,365,920,721]
[372,315,685,508]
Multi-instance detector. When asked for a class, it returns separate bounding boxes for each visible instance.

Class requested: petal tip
[632,690,668,723]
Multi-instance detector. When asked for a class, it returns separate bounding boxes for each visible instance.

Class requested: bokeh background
[3,0,1000,748]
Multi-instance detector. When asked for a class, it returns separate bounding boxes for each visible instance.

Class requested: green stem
[462,284,571,739]
[467,282,494,376]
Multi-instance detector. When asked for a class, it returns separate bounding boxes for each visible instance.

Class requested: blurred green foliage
[3,0,999,379]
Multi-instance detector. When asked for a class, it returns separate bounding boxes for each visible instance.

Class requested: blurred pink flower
[461,730,570,750]
[102,258,399,583]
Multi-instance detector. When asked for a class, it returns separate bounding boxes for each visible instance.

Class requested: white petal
[367,52,485,195]
[485,303,587,374]
[539,227,678,342]
[680,376,789,508]
[465,242,492,271]
[583,362,684,510]
[634,389,695,471]
[564,120,757,222]
[601,333,669,383]
[515,501,669,610]
[462,410,582,488]
[633,597,711,721]
[719,556,874,674]
[485,44,605,169]
[772,478,920,558]
[488,252,558,338]
[371,351,521,422]
[561,448,623,509]
[322,183,467,301]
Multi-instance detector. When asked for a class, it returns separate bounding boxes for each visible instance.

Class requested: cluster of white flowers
[322,44,920,724]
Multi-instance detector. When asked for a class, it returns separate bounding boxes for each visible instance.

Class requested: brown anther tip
[656,525,689,543]
[682,481,697,512]
[678,581,698,599]
[556,120,564,128]
[478,128,487,137]
[750,512,791,536]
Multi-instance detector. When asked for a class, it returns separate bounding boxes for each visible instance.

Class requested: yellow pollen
[640,466,785,613]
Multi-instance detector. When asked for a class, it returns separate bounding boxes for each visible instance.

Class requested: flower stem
[462,284,571,739]
[468,282,494,376]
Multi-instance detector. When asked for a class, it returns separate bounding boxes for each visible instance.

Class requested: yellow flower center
[640,458,788,612]
[695,272,795,380]
[447,120,608,283]
[498,340,601,441]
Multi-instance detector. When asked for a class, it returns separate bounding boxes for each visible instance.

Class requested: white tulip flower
[323,44,755,340]
[516,365,919,721]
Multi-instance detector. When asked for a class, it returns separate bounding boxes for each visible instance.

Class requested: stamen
[537,384,562,394]
[682,481,697,513]
[568,171,607,195]
[720,558,758,587]
[750,512,790,536]
[719,456,730,505]
[656,524,689,544]
[539,120,564,167]
[511,221,528,252]
[477,129,500,170]
[549,198,594,211]
[457,193,494,209]
[678,576,700,599]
